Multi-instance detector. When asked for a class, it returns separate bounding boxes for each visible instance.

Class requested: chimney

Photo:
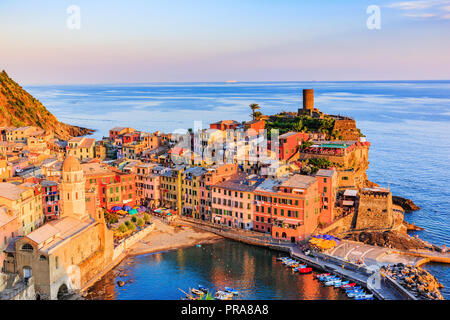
[303,89,314,110]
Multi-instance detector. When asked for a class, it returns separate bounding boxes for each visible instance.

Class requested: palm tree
[249,103,260,120]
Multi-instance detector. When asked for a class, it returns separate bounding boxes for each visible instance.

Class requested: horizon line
[22,79,450,87]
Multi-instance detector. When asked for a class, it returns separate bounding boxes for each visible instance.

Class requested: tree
[144,213,150,222]
[118,223,127,233]
[249,103,260,120]
[127,221,136,231]
[131,216,137,223]
[136,218,144,227]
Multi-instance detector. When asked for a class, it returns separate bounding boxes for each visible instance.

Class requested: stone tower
[60,155,87,220]
[303,89,314,110]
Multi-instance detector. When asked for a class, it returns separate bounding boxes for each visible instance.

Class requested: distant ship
[225,80,238,83]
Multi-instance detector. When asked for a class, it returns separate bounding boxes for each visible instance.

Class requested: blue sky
[0,0,449,84]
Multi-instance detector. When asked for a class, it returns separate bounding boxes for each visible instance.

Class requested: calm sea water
[84,239,347,300]
[26,81,450,299]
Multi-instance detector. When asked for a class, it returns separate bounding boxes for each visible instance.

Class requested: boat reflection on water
[84,239,348,300]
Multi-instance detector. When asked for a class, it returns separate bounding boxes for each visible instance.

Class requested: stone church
[4,155,114,299]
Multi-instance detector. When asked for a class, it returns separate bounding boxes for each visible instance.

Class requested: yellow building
[4,155,114,300]
[160,165,184,214]
[0,182,44,235]
[0,158,12,179]
[5,126,45,143]
[181,167,206,218]
[66,137,96,160]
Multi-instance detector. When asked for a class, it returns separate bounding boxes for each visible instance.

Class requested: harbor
[83,239,348,300]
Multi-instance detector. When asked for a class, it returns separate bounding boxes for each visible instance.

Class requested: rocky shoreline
[392,196,421,212]
[344,231,440,252]
[382,264,444,300]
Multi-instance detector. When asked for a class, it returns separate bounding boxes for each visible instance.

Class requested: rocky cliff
[0,70,93,139]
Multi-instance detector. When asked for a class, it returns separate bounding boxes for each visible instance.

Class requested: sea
[25,80,450,299]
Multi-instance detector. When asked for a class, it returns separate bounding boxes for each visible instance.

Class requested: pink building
[198,164,237,221]
[135,163,168,208]
[211,173,264,230]
[0,207,18,269]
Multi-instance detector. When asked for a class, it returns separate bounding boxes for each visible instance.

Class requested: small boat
[335,281,349,287]
[196,244,202,248]
[190,288,205,296]
[319,275,339,282]
[215,291,233,300]
[198,285,209,293]
[347,290,366,298]
[354,294,374,300]
[277,257,289,261]
[293,265,308,272]
[298,267,313,274]
[224,287,239,295]
[345,287,363,293]
[341,283,356,289]
[315,273,330,279]
[325,279,341,286]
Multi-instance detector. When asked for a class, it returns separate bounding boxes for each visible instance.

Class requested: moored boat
[191,288,205,296]
[298,267,313,274]
[215,291,233,300]
[224,287,239,295]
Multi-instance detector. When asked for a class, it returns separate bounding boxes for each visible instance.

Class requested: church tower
[60,155,87,220]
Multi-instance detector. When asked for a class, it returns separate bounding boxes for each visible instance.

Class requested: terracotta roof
[25,216,93,252]
[62,155,82,172]
[280,174,316,189]
[0,183,28,200]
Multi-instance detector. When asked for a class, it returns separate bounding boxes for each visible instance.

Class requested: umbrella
[111,206,122,211]
[123,206,133,211]
[129,209,138,215]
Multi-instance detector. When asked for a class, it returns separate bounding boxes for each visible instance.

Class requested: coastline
[80,218,222,294]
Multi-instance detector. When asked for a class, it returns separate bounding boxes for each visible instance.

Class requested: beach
[128,218,223,256]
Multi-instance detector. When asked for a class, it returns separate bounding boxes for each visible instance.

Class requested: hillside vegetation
[0,70,93,139]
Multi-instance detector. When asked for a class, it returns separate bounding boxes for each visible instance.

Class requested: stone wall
[113,224,155,260]
[332,119,361,140]
[355,190,394,230]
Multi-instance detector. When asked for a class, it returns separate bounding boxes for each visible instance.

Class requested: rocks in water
[117,281,125,287]
[392,196,420,212]
[381,264,444,300]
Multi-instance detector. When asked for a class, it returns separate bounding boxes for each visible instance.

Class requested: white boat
[325,279,341,286]
[215,291,233,300]
[347,290,366,298]
[224,287,239,295]
[335,281,349,287]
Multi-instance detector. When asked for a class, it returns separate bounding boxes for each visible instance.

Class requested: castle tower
[60,155,87,220]
[303,89,314,110]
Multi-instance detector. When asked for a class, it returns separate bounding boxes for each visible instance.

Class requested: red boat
[341,283,356,289]
[298,267,313,274]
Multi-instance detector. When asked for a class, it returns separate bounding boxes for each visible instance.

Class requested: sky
[0,0,449,84]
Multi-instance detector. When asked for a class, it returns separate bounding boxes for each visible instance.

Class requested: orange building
[254,174,320,243]
[315,169,338,225]
[82,163,136,210]
[209,120,240,131]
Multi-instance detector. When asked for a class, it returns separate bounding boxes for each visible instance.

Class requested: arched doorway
[23,266,32,284]
[57,284,69,300]
[282,232,287,239]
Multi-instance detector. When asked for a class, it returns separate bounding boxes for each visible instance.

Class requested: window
[40,255,47,261]
[21,243,33,252]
